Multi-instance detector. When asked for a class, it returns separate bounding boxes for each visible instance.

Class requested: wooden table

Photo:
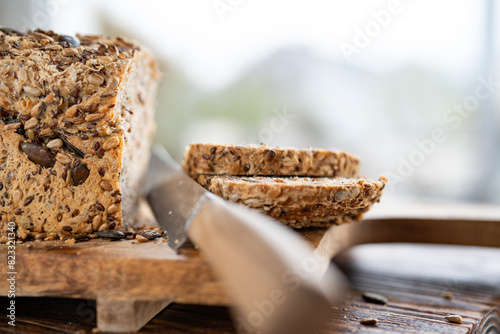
[2,241,499,333]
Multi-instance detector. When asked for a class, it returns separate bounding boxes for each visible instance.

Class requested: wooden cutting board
[1,201,499,333]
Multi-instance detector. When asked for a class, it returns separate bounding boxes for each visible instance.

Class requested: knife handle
[187,193,348,334]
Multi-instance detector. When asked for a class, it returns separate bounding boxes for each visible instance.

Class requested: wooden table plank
[2,243,499,333]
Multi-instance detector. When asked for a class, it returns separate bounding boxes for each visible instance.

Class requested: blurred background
[0,0,499,204]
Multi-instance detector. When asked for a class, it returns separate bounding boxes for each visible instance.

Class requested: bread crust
[183,143,360,178]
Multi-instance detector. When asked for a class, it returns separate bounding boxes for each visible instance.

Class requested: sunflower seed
[40,128,53,137]
[62,187,73,200]
[56,153,71,164]
[13,189,23,206]
[89,73,104,86]
[107,204,120,214]
[26,129,35,140]
[334,190,350,201]
[65,105,79,117]
[360,318,378,326]
[103,136,120,150]
[47,138,63,149]
[107,76,119,90]
[85,113,105,122]
[62,48,78,57]
[24,86,42,97]
[92,215,103,230]
[445,315,462,324]
[24,117,39,130]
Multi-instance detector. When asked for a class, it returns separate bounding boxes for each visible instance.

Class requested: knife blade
[145,147,206,249]
[145,145,348,334]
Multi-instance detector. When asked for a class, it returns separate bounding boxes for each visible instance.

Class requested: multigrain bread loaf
[196,175,387,228]
[183,143,360,178]
[0,28,159,242]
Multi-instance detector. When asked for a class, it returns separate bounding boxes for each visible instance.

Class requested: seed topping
[24,117,39,129]
[89,73,104,86]
[19,142,55,167]
[24,86,42,97]
[62,187,73,200]
[72,164,90,186]
[47,138,63,149]
[100,180,112,191]
[56,153,71,164]
[103,136,120,150]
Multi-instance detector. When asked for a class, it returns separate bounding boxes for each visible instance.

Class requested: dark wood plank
[322,244,500,333]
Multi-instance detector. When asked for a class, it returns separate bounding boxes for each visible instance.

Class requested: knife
[145,146,348,334]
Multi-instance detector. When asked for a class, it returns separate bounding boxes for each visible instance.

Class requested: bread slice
[183,143,359,178]
[0,29,159,241]
[196,175,387,228]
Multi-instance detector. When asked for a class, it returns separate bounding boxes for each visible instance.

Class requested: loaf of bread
[196,175,387,228]
[0,28,159,242]
[183,143,359,178]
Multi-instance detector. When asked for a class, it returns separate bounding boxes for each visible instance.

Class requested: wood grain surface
[0,201,499,333]
[1,242,499,333]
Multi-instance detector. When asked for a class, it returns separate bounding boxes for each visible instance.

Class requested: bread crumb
[44,233,57,241]
[136,234,148,243]
[64,238,76,245]
[443,291,453,300]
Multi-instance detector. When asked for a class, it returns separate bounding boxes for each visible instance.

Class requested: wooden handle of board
[187,193,349,334]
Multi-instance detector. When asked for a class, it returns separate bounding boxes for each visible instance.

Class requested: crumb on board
[443,291,453,300]
[445,314,462,324]
[64,238,76,245]
[360,317,379,326]
[136,234,149,243]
